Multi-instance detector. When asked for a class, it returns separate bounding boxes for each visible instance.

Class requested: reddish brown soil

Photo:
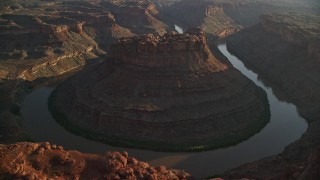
[0,142,193,179]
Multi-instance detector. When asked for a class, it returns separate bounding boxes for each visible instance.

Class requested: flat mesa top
[262,13,320,38]
[111,28,207,54]
[109,28,227,70]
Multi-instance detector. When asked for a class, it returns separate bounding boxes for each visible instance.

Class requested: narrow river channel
[20,27,307,178]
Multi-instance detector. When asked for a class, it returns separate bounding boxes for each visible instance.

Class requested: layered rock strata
[224,13,320,179]
[158,0,319,41]
[227,13,320,121]
[0,0,167,80]
[51,28,269,151]
[159,0,241,38]
[0,142,193,179]
[101,0,167,35]
[0,11,106,80]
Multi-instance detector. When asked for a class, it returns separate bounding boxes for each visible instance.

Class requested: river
[174,24,184,34]
[20,28,307,178]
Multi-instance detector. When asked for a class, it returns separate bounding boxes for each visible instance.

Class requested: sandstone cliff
[101,0,167,35]
[0,11,107,80]
[157,0,319,41]
[259,13,320,60]
[158,0,241,38]
[0,142,193,179]
[225,12,320,179]
[227,13,320,121]
[51,28,269,151]
[0,0,167,81]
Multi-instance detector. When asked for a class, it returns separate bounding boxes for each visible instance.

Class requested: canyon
[0,0,167,80]
[50,29,269,151]
[0,0,319,179]
[156,0,319,41]
[227,13,320,122]
[223,12,320,179]
[158,0,241,40]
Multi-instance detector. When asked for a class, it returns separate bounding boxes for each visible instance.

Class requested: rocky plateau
[0,0,167,81]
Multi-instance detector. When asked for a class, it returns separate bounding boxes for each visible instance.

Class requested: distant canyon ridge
[0,0,318,80]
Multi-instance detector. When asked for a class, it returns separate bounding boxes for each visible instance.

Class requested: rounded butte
[50,28,269,151]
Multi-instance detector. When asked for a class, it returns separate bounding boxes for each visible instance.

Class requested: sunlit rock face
[0,5,130,80]
[0,0,167,80]
[0,142,193,179]
[110,28,226,69]
[51,28,269,151]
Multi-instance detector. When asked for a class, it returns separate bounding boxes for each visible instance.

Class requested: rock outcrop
[0,142,193,179]
[51,28,269,151]
[109,29,224,68]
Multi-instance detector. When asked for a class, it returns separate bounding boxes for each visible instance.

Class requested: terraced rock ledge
[50,28,270,151]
